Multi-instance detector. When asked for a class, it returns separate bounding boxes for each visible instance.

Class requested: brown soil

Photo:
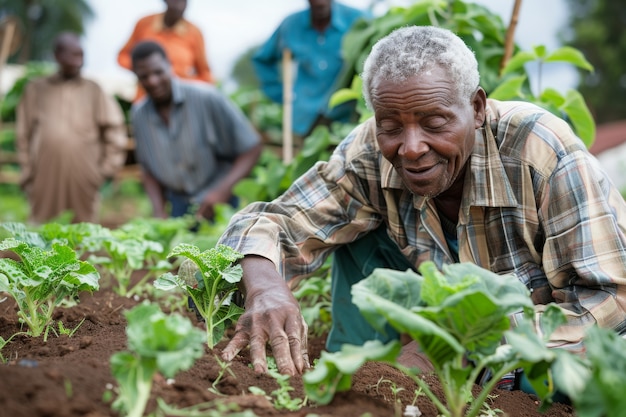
[0,271,576,417]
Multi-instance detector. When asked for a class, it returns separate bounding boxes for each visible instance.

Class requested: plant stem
[396,363,450,417]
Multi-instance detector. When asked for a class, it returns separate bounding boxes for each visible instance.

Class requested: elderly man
[16,32,127,224]
[217,26,626,377]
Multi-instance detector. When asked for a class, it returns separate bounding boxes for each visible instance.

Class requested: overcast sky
[82,0,577,95]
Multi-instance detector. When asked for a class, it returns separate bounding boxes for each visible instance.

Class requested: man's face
[55,39,83,78]
[165,0,187,20]
[308,0,332,20]
[133,52,173,104]
[371,68,485,198]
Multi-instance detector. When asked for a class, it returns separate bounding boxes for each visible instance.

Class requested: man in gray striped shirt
[129,40,262,220]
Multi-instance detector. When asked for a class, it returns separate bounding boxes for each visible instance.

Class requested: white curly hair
[361,25,480,108]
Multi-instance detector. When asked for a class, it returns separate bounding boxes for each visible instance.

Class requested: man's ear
[472,87,487,128]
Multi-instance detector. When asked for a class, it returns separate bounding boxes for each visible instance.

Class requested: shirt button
[319,60,328,70]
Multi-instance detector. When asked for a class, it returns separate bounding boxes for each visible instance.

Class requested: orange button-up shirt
[117,13,214,100]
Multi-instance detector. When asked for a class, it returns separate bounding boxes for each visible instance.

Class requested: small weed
[248,357,306,411]
[207,355,236,395]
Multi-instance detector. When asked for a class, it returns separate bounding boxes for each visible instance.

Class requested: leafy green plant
[0,237,99,339]
[154,243,244,348]
[303,262,585,417]
[110,301,205,417]
[89,227,170,298]
[292,268,332,337]
[491,45,595,146]
[561,325,626,417]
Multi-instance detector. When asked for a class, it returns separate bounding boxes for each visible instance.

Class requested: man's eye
[424,116,449,129]
[378,123,401,134]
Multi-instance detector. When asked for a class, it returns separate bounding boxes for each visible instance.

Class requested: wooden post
[500,0,523,73]
[282,48,294,164]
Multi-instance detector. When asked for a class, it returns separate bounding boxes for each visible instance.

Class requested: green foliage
[562,0,626,123]
[90,226,170,298]
[0,0,94,64]
[110,301,205,417]
[491,45,596,146]
[154,243,244,349]
[248,357,306,411]
[562,326,626,417]
[234,123,346,203]
[303,262,580,417]
[0,235,99,338]
[1,62,54,122]
[331,0,596,147]
[292,259,333,338]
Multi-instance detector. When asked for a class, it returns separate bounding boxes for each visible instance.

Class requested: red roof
[589,120,626,155]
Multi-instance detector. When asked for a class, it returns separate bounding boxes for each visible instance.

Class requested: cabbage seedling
[0,237,99,338]
[110,301,204,417]
[154,243,244,348]
[304,262,581,417]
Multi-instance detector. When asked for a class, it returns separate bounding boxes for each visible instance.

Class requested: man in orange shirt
[117,0,213,100]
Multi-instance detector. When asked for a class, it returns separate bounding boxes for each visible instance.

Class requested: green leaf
[500,51,537,76]
[303,340,401,405]
[488,75,527,100]
[544,46,594,71]
[559,89,596,147]
[154,272,185,291]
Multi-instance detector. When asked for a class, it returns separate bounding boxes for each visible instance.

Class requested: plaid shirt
[219,99,626,350]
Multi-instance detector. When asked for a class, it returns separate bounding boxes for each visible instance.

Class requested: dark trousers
[326,226,415,352]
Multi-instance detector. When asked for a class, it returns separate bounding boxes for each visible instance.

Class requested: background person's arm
[140,168,167,219]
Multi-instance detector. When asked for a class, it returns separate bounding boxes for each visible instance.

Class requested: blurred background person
[129,41,261,221]
[16,32,127,224]
[252,0,368,139]
[117,0,214,101]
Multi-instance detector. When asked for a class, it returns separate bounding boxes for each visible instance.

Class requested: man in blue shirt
[252,0,368,138]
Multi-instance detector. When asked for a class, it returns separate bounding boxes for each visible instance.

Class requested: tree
[0,0,93,64]
[560,0,626,124]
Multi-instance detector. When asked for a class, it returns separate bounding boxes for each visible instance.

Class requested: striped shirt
[219,99,626,350]
[131,79,260,204]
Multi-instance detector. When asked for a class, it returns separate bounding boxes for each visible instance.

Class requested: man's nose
[400,127,429,159]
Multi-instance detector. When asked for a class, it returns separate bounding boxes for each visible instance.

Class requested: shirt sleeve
[217,124,382,279]
[539,148,626,352]
[190,25,214,84]
[117,18,146,71]
[251,25,285,104]
[96,89,128,179]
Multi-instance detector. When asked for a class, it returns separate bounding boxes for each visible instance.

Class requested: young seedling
[0,237,99,338]
[248,357,306,411]
[303,261,582,417]
[110,301,205,417]
[154,243,244,349]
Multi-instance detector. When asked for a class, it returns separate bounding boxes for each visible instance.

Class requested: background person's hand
[220,256,310,375]
[197,187,231,220]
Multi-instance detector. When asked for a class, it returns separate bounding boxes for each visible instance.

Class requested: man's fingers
[285,315,309,373]
[220,330,248,361]
[250,333,269,374]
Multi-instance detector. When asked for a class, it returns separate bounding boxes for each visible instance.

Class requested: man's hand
[220,256,310,376]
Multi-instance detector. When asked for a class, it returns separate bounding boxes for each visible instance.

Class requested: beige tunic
[16,73,127,224]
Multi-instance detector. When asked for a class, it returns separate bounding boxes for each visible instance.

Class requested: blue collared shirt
[252,1,368,136]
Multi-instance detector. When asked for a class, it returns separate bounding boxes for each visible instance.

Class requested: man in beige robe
[16,32,128,224]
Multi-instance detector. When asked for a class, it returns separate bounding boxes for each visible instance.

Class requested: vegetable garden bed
[0,269,576,417]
